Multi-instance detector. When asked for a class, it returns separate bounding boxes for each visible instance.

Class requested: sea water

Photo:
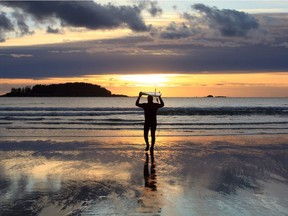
[0,97,287,138]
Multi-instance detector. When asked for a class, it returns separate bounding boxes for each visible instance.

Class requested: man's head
[147,95,153,103]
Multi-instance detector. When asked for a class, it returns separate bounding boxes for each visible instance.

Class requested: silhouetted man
[135,92,164,151]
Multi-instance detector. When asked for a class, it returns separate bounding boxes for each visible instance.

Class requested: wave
[0,111,140,117]
[0,107,132,112]
[6,126,288,131]
[0,106,287,116]
[159,107,288,116]
[1,105,287,136]
[5,120,288,126]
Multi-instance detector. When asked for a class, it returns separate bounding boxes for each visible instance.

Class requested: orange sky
[1,73,288,97]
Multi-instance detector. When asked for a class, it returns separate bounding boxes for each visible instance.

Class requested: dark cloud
[148,1,162,17]
[138,0,162,17]
[0,12,14,42]
[192,4,259,37]
[12,11,33,36]
[156,22,199,39]
[1,37,288,79]
[47,26,61,34]
[155,4,259,39]
[0,12,13,30]
[0,1,148,32]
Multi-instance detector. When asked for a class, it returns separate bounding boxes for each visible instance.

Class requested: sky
[0,0,288,97]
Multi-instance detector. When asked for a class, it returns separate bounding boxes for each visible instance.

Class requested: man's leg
[144,124,149,151]
[151,124,157,151]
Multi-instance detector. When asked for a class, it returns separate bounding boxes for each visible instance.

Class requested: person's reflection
[144,151,157,191]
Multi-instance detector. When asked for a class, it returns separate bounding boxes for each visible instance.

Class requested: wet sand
[0,135,288,216]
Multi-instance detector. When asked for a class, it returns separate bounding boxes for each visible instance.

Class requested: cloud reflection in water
[0,137,287,215]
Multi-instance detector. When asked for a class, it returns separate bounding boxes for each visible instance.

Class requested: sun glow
[119,74,174,87]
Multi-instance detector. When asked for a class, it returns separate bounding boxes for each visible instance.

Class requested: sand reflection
[137,151,163,215]
[0,136,288,215]
[144,152,157,191]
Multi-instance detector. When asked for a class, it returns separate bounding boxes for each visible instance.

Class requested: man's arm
[158,96,164,108]
[135,92,143,107]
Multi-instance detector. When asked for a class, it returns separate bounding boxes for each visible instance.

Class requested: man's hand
[139,92,143,97]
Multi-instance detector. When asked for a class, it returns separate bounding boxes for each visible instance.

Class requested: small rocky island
[206,95,227,98]
[1,82,128,97]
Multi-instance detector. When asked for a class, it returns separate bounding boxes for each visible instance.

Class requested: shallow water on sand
[0,136,287,216]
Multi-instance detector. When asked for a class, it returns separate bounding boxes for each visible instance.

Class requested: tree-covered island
[1,82,128,97]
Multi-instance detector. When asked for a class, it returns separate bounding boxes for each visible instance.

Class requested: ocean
[0,97,287,139]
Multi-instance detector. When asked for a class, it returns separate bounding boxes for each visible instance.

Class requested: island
[206,95,227,98]
[1,82,128,97]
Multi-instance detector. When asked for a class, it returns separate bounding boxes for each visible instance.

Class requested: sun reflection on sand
[0,136,288,215]
[138,151,163,214]
[2,153,133,182]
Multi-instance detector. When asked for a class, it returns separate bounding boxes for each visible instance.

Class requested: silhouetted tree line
[2,82,127,97]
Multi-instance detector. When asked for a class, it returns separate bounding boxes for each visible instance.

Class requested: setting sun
[118,74,171,87]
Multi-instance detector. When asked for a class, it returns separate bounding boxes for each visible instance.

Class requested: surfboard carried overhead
[141,91,162,97]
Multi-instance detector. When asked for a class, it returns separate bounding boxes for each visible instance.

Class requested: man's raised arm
[135,92,142,107]
[158,96,164,108]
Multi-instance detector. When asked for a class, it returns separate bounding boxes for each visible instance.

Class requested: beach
[0,135,288,216]
[0,97,288,215]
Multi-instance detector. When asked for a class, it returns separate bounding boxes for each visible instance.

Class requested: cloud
[147,1,163,17]
[0,1,149,42]
[0,12,13,30]
[12,11,34,37]
[3,1,147,31]
[192,4,259,37]
[154,4,259,39]
[0,53,33,58]
[1,36,288,79]
[0,12,14,42]
[47,26,61,34]
[155,22,200,39]
[138,0,163,17]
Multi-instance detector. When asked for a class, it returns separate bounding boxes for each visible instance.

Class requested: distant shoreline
[1,82,128,97]
[1,95,128,97]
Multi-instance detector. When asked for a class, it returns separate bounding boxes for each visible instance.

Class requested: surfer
[135,92,164,151]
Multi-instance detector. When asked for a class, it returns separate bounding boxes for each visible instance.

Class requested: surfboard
[141,91,162,97]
